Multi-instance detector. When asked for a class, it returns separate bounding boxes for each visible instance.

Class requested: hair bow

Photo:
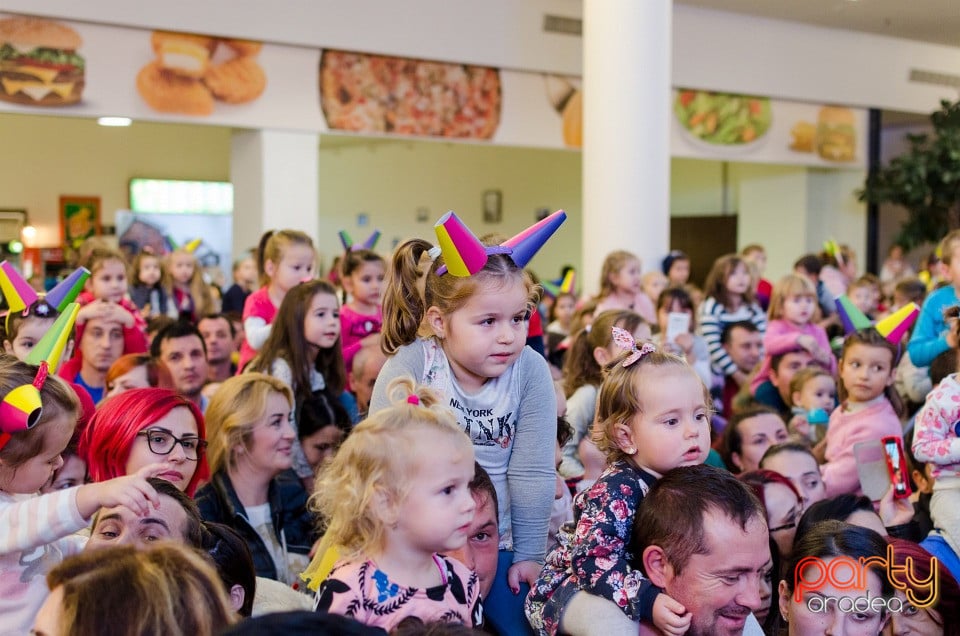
[611,326,656,367]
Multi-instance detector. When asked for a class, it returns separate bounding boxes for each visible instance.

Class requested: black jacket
[195,469,318,581]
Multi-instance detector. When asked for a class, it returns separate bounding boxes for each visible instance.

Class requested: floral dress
[524,460,661,636]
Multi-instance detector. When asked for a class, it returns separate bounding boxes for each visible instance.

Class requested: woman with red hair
[80,388,209,495]
[104,354,175,400]
[886,537,960,636]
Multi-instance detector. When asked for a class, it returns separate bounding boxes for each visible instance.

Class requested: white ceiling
[677,0,960,48]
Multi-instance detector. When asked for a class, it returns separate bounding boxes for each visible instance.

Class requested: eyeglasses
[136,428,206,461]
[769,521,797,533]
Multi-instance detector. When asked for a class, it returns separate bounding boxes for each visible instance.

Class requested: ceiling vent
[909,68,960,90]
[543,14,582,36]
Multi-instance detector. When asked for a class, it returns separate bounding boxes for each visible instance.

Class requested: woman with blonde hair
[195,373,318,583]
[32,543,235,636]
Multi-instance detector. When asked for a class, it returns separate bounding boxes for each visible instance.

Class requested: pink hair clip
[407,394,420,406]
[611,326,656,367]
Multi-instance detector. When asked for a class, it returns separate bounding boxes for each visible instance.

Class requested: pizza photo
[320,50,501,139]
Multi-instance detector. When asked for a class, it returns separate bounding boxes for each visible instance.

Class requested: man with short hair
[559,466,769,636]
[86,478,203,550]
[718,321,763,418]
[351,346,386,417]
[57,316,125,403]
[198,313,237,382]
[449,463,500,601]
[756,349,817,416]
[152,322,210,411]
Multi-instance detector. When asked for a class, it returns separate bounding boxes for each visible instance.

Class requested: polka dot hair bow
[611,326,656,367]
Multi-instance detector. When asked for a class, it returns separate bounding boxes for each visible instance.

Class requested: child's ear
[778,580,791,623]
[341,275,354,294]
[425,306,446,339]
[593,346,611,367]
[730,452,744,472]
[263,259,277,280]
[611,421,635,455]
[2,340,12,354]
[372,489,399,527]
[791,390,802,407]
[642,545,672,588]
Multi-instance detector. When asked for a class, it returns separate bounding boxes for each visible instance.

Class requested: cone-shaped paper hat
[44,267,90,312]
[360,230,381,250]
[875,302,920,344]
[338,230,353,251]
[560,269,576,295]
[835,296,872,334]
[0,383,43,439]
[183,238,202,254]
[165,235,179,252]
[0,260,38,313]
[501,210,567,269]
[540,280,560,299]
[25,302,79,370]
[434,211,494,277]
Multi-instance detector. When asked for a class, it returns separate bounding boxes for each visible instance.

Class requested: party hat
[834,295,871,334]
[875,302,920,344]
[434,211,501,277]
[0,382,44,442]
[540,280,560,299]
[165,235,179,252]
[359,230,381,250]
[44,267,90,312]
[25,302,80,370]
[0,260,38,313]
[500,210,567,269]
[560,268,576,295]
[338,230,353,251]
[823,239,844,267]
[183,238,202,254]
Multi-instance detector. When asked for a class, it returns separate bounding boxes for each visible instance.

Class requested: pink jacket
[750,319,836,395]
[821,398,903,497]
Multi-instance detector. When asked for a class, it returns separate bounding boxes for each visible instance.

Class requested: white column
[582,0,672,297]
[230,129,320,256]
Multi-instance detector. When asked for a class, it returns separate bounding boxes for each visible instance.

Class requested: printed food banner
[0,13,865,166]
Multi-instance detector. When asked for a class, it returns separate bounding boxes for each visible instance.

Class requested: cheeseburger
[816,106,856,162]
[0,16,84,106]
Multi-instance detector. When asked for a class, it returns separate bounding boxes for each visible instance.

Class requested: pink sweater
[750,319,836,395]
[821,398,903,497]
[238,288,277,372]
[339,304,382,377]
[0,488,88,634]
[913,374,960,480]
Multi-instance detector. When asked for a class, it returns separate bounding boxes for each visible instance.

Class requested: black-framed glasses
[769,521,797,533]
[136,428,206,461]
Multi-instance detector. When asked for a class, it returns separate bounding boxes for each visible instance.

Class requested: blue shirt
[908,285,960,368]
[72,374,103,404]
[920,531,960,585]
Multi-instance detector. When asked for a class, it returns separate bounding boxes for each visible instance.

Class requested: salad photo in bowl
[675,89,771,146]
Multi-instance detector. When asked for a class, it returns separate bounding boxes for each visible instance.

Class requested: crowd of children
[2,219,960,636]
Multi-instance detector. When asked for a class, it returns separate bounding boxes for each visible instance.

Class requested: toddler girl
[129,249,168,318]
[526,332,709,636]
[545,291,576,364]
[594,250,656,324]
[641,271,668,311]
[786,366,836,443]
[338,248,385,382]
[817,328,905,497]
[374,211,560,630]
[557,309,645,482]
[653,286,711,388]
[698,253,767,386]
[312,377,482,630]
[247,279,347,486]
[75,247,147,354]
[751,273,835,396]
[164,247,215,323]
[0,356,169,633]
[239,229,316,371]
[913,304,960,556]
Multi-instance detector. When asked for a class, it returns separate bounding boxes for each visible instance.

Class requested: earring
[624,447,637,456]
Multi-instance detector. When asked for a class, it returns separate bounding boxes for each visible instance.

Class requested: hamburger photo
[0,16,84,106]
[815,106,856,162]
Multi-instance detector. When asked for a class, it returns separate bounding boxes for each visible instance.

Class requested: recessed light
[97,117,132,127]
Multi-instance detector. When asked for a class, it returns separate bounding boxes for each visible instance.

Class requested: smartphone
[666,312,691,344]
[882,436,912,499]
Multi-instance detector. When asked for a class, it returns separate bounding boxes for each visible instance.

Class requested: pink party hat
[359,230,381,250]
[501,210,567,269]
[44,267,90,312]
[560,269,576,295]
[435,212,507,277]
[834,295,872,334]
[25,302,80,371]
[338,230,353,251]
[875,303,920,343]
[0,260,38,313]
